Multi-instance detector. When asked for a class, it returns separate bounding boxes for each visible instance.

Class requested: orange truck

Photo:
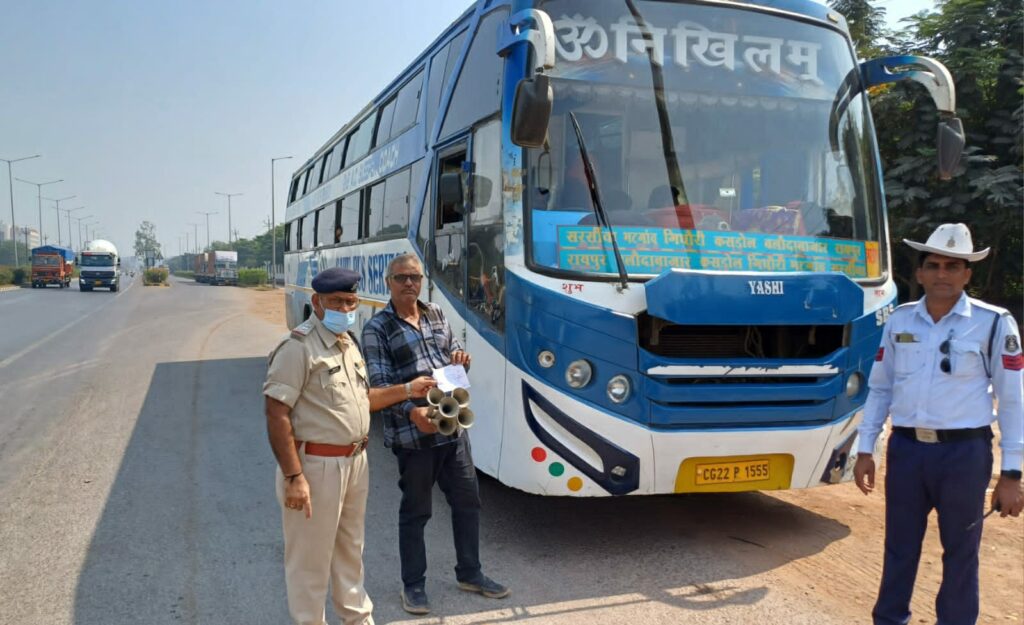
[30,245,75,289]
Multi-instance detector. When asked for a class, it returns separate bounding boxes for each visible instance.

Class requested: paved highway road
[3,278,1011,625]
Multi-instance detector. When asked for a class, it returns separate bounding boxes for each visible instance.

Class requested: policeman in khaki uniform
[854,224,1023,625]
[263,268,435,625]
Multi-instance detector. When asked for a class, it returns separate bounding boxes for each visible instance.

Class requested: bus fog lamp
[607,375,630,403]
[538,350,556,369]
[846,372,863,397]
[565,360,592,388]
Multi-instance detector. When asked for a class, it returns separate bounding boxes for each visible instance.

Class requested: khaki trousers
[276,447,374,625]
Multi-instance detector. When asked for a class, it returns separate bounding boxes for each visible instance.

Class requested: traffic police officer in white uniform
[854,223,1023,625]
[264,267,436,625]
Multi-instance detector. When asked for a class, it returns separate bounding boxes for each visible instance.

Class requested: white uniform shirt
[858,293,1024,471]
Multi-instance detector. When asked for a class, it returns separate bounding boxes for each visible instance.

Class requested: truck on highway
[30,245,75,289]
[79,239,120,292]
[195,250,238,286]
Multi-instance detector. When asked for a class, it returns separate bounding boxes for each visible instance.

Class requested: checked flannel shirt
[361,300,464,449]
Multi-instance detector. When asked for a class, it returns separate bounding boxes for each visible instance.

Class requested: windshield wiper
[625,0,688,207]
[568,111,629,291]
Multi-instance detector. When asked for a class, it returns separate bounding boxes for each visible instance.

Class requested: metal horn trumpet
[451,387,470,408]
[457,407,474,429]
[426,387,445,407]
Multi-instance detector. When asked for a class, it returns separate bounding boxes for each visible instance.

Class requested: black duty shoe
[457,574,510,599]
[401,585,430,614]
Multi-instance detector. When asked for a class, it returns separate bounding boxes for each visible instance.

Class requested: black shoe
[458,574,510,599]
[401,585,430,615]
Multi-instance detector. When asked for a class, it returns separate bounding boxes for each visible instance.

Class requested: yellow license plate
[95,280,102,285]
[675,454,794,493]
[696,459,771,485]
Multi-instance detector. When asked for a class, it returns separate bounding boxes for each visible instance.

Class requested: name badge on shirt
[895,333,918,343]
[328,365,341,375]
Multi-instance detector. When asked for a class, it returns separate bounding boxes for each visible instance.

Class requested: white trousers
[276,448,374,625]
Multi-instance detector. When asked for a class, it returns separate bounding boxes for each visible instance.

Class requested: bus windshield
[81,254,114,267]
[527,0,883,280]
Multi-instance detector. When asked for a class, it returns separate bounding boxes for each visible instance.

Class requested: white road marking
[0,277,135,370]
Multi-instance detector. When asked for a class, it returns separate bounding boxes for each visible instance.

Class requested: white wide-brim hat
[904,223,990,262]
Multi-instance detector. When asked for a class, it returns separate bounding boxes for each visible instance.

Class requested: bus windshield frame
[525,0,886,283]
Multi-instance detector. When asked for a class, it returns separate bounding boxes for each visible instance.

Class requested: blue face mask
[321,309,355,334]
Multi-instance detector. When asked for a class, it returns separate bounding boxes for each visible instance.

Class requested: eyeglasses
[939,331,953,374]
[391,273,423,284]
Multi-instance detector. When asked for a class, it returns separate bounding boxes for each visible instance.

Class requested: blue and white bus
[283,0,963,496]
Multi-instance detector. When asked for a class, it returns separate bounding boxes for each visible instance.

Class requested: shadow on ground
[74,358,851,624]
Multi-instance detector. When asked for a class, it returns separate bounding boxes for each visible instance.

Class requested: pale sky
[1,0,932,258]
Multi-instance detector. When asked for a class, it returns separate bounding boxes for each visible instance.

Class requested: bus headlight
[565,359,592,389]
[846,372,863,397]
[538,350,556,369]
[607,375,631,403]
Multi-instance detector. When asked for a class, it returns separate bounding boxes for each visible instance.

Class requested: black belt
[893,425,991,444]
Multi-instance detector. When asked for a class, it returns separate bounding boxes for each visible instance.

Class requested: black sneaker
[457,574,510,599]
[401,585,430,614]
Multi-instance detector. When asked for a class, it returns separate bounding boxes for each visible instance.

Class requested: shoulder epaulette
[291,319,314,339]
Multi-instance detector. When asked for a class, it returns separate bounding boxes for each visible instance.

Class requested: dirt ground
[244,287,1023,623]
[770,456,1023,624]
[246,286,287,330]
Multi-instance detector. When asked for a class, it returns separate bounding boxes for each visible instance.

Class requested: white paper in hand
[432,364,470,392]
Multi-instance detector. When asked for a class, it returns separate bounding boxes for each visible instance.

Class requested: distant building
[19,227,41,249]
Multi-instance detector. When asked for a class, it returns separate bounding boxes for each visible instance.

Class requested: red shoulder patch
[1002,354,1024,371]
[875,347,885,362]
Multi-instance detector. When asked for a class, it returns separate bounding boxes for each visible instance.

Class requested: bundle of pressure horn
[426,387,473,435]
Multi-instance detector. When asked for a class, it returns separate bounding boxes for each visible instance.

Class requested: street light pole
[42,195,76,246]
[1,154,41,266]
[214,192,242,247]
[195,212,216,251]
[64,206,84,250]
[270,156,293,289]
[187,222,200,253]
[75,215,92,251]
[16,177,62,250]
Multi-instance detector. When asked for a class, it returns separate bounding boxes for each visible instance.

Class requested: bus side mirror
[439,173,463,208]
[511,74,552,148]
[937,117,965,181]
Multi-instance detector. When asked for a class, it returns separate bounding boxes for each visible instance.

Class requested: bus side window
[340,191,360,243]
[438,9,507,141]
[467,119,505,329]
[317,205,335,247]
[300,213,316,250]
[296,217,303,250]
[433,146,467,299]
[284,222,292,252]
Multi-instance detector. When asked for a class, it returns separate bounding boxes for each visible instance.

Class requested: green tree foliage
[167,225,284,270]
[828,0,890,58]
[134,220,164,264]
[0,240,30,266]
[835,0,1022,315]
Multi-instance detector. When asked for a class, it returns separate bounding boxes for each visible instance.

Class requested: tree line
[167,224,284,271]
[832,0,1021,318]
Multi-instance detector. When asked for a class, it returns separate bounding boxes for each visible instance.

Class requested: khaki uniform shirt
[263,315,371,445]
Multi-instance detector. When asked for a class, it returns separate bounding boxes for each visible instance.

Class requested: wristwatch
[1001,469,1022,480]
[404,382,412,399]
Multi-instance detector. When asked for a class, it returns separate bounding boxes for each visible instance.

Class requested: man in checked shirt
[362,253,509,616]
[854,223,1023,625]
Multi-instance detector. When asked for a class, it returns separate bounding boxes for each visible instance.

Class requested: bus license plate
[695,459,770,485]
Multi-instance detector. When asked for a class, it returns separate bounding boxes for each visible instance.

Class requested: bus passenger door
[428,140,469,357]
[428,134,505,476]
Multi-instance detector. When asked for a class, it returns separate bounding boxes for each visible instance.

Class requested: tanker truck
[79,239,120,292]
